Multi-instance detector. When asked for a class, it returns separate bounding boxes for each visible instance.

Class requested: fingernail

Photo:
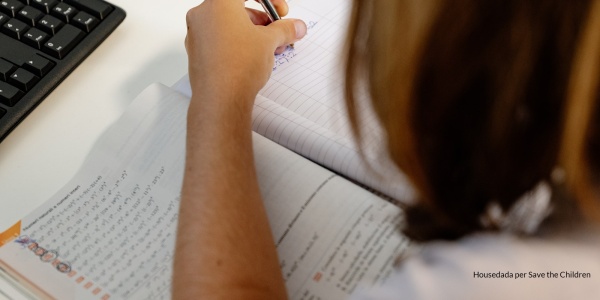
[295,20,307,39]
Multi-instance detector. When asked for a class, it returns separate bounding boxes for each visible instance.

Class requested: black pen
[257,0,296,48]
[257,0,281,22]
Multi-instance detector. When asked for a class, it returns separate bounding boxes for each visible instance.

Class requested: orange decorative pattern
[0,221,21,246]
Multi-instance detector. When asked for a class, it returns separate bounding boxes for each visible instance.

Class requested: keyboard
[0,0,125,142]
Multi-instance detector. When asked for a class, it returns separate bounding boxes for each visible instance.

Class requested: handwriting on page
[256,0,415,203]
[261,4,353,138]
[273,21,319,72]
[274,49,297,72]
[17,166,179,299]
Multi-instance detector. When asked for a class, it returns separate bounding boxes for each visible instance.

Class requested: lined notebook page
[254,0,414,201]
[259,0,353,140]
[172,0,415,201]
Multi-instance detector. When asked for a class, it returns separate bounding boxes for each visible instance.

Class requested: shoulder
[351,226,600,300]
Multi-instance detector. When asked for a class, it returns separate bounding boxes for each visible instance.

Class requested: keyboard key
[71,11,97,32]
[22,54,53,77]
[64,0,111,20]
[31,0,57,14]
[37,14,62,35]
[0,0,124,142]
[8,68,39,91]
[22,27,49,48]
[0,0,24,17]
[51,2,78,23]
[17,5,43,26]
[0,12,8,26]
[42,24,85,59]
[0,58,17,81]
[0,80,24,106]
[2,18,30,39]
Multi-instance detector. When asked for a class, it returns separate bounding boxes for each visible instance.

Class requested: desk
[0,0,261,231]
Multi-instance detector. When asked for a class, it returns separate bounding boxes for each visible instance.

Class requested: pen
[257,0,295,48]
[257,0,281,22]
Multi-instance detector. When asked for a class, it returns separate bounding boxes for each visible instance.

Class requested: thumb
[266,19,307,47]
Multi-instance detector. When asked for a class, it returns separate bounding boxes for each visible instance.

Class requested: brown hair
[345,0,600,241]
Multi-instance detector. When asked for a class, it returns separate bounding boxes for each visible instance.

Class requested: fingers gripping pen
[257,0,295,48]
[257,0,281,22]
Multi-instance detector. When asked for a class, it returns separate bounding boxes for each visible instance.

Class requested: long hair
[345,0,600,241]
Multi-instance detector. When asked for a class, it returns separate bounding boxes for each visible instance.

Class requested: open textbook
[0,84,409,300]
[0,0,413,299]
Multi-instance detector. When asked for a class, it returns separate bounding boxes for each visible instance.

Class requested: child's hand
[185,0,307,103]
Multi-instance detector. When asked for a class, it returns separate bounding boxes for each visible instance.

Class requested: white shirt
[351,225,600,299]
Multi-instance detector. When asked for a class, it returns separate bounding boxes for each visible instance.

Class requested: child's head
[345,0,600,241]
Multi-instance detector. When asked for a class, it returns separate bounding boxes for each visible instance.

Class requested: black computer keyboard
[0,0,125,142]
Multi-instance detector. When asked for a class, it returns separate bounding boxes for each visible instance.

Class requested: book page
[253,125,409,299]
[172,0,415,202]
[0,84,188,300]
[261,0,416,202]
[0,83,409,300]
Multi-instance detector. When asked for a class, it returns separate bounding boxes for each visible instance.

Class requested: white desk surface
[0,0,258,231]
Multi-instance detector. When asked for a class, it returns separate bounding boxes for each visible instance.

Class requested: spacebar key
[43,25,85,59]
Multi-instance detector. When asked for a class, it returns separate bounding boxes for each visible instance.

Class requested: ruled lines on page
[260,0,353,139]
[253,94,415,204]
[255,0,415,202]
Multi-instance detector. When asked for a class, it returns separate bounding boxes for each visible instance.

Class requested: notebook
[0,0,414,299]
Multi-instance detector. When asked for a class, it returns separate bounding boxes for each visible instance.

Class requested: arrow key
[0,81,24,106]
[0,58,17,81]
[8,68,39,91]
[23,54,54,77]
